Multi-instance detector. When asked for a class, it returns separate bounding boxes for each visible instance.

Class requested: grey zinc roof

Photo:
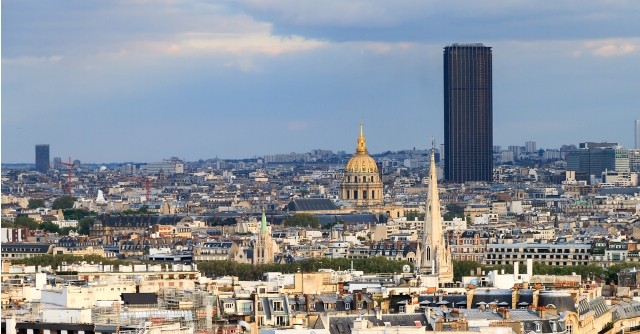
[288,199,339,211]
[588,297,610,318]
[327,314,429,334]
[0,243,53,254]
[612,300,640,321]
[538,291,577,313]
[319,295,338,304]
[471,289,513,306]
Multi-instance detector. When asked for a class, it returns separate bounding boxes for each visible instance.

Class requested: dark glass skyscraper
[35,144,50,173]
[444,43,493,183]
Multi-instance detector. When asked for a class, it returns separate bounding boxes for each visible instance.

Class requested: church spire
[260,208,267,234]
[356,123,367,155]
[420,141,453,282]
[427,145,442,231]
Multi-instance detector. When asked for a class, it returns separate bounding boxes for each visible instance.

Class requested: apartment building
[484,243,591,266]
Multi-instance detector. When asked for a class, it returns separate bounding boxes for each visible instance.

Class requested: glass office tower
[35,144,50,173]
[444,43,493,183]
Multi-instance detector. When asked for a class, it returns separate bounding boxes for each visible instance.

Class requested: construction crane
[59,158,75,195]
[126,177,152,202]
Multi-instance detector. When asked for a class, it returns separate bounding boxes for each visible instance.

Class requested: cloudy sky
[2,0,639,163]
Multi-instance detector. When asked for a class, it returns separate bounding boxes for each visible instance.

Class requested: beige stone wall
[285,272,337,294]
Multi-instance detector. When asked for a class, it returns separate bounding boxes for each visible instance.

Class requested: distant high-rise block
[525,141,537,153]
[636,119,640,149]
[444,43,493,182]
[35,144,50,173]
[566,146,629,183]
[52,157,62,169]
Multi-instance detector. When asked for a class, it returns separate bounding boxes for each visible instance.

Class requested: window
[345,303,351,309]
[534,322,542,332]
[276,315,287,326]
[399,305,406,313]
[273,301,283,311]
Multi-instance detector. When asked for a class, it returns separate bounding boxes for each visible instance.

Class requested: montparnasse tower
[419,142,453,283]
[340,124,384,209]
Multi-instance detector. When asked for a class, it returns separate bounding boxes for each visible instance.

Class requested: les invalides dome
[341,124,383,208]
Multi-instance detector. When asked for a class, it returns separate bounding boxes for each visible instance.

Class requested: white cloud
[586,40,637,57]
[175,32,325,56]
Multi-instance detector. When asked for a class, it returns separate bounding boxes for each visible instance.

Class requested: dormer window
[534,322,542,333]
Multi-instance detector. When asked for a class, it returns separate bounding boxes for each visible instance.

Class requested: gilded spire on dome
[356,123,367,155]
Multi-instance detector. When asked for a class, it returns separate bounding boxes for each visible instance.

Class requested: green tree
[443,204,465,221]
[52,196,75,210]
[453,260,481,282]
[59,227,75,236]
[1,220,16,228]
[405,210,424,221]
[39,221,60,233]
[77,217,94,235]
[283,213,320,229]
[62,209,96,220]
[14,216,39,230]
[11,254,130,271]
[28,199,46,209]
[322,221,340,230]
[446,204,465,215]
[197,257,410,280]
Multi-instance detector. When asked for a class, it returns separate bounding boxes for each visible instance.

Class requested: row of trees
[10,254,637,285]
[11,254,410,280]
[10,254,130,270]
[198,257,411,280]
[26,196,77,210]
[282,213,321,229]
[2,216,94,235]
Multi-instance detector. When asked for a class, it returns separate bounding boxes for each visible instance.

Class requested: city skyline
[3,1,640,163]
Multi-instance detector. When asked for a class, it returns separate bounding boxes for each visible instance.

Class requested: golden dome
[345,124,379,173]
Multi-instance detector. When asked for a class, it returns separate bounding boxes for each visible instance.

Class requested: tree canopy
[283,213,320,229]
[11,254,129,270]
[39,221,60,233]
[77,217,94,235]
[28,199,46,209]
[13,216,39,230]
[198,257,410,280]
[62,209,96,220]
[405,210,424,221]
[52,196,75,210]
